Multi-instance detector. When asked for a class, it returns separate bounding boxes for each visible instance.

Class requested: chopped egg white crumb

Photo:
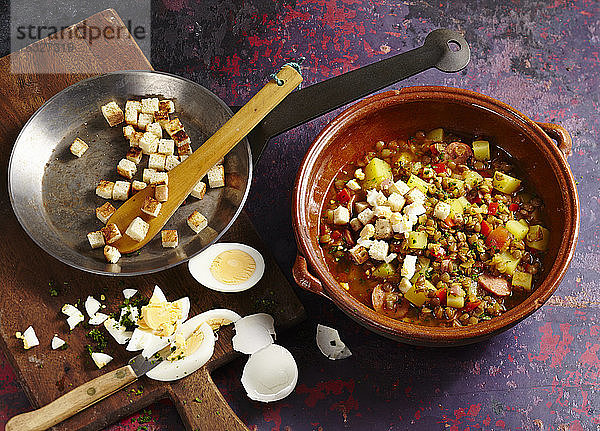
[123,289,138,299]
[62,304,84,330]
[85,296,101,318]
[51,335,66,350]
[91,352,113,369]
[16,326,39,350]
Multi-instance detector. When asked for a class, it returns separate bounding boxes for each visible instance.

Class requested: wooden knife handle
[5,365,137,431]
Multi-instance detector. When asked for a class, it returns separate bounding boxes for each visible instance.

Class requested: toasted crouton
[126,147,143,164]
[148,153,166,171]
[130,131,144,147]
[125,100,141,112]
[157,139,174,155]
[96,180,114,199]
[207,164,225,188]
[117,158,137,179]
[190,180,206,199]
[142,168,156,183]
[141,196,161,218]
[159,100,175,113]
[187,210,208,233]
[153,110,170,127]
[124,108,138,126]
[87,231,105,249]
[140,98,159,114]
[177,143,192,156]
[132,180,147,193]
[101,223,122,244]
[104,245,121,263]
[164,118,184,136]
[149,171,168,185]
[164,155,180,171]
[96,202,116,224]
[101,101,124,127]
[139,132,159,155]
[112,181,130,201]
[172,129,191,147]
[147,122,162,138]
[125,217,149,242]
[161,230,178,248]
[123,125,135,139]
[70,138,88,157]
[155,184,168,202]
[137,113,154,130]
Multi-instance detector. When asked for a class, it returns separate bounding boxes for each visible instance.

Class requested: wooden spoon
[109,66,302,253]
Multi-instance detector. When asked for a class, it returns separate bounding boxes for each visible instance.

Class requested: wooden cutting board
[0,9,305,431]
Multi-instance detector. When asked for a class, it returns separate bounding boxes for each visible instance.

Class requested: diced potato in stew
[319,128,548,327]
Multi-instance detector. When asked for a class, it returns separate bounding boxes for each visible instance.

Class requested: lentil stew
[318,128,549,327]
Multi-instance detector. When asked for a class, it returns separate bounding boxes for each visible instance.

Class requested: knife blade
[127,343,172,377]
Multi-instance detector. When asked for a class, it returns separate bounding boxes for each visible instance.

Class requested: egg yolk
[138,293,183,337]
[167,327,205,361]
[210,250,256,285]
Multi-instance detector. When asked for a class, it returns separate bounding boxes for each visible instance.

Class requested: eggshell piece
[316,324,352,360]
[232,314,276,355]
[188,243,265,292]
[146,322,215,382]
[241,344,298,402]
[236,313,275,337]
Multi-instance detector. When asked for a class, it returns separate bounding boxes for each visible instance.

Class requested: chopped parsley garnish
[137,409,152,424]
[86,328,107,352]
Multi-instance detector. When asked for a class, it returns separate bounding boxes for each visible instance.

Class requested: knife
[5,347,170,431]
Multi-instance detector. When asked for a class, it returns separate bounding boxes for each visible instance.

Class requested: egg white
[146,321,215,382]
[188,243,265,292]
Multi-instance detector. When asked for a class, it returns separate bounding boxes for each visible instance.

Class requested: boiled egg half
[188,243,265,292]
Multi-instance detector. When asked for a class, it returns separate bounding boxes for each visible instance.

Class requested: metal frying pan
[8,29,469,276]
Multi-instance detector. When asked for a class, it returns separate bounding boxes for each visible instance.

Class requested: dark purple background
[2,1,600,430]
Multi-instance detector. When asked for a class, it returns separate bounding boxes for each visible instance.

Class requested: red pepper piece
[433,163,447,174]
[336,188,352,205]
[463,300,481,312]
[509,203,519,212]
[480,220,492,237]
[488,202,499,215]
[443,215,455,228]
[330,230,342,241]
[436,288,447,305]
[429,144,438,155]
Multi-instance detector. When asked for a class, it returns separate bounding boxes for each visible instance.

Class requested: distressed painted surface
[1,0,600,429]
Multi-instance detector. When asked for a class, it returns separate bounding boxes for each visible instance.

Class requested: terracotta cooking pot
[292,86,579,346]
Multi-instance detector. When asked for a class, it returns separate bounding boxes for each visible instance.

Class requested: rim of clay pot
[293,86,580,346]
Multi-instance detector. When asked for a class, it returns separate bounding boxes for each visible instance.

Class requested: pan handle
[248,28,470,159]
[537,122,572,156]
[292,254,330,299]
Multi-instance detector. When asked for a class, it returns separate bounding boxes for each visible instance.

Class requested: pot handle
[292,254,330,299]
[248,28,470,161]
[537,122,572,156]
